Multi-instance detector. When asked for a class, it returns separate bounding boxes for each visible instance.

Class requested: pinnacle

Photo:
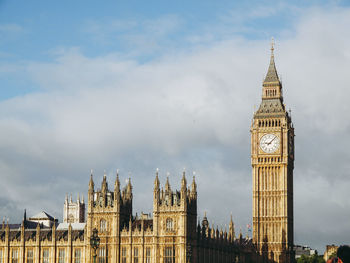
[264,38,280,84]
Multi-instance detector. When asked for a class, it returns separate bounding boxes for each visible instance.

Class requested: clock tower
[251,40,295,263]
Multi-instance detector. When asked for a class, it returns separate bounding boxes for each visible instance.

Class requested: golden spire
[264,37,280,84]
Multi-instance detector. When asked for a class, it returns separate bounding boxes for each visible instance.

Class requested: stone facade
[63,194,85,224]
[251,42,295,263]
[0,43,295,263]
[323,245,339,261]
[0,171,255,263]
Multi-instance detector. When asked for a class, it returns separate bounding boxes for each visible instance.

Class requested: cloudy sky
[1,0,350,253]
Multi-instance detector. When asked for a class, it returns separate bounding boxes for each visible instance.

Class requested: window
[58,249,65,263]
[134,247,139,263]
[166,218,173,231]
[164,247,174,263]
[0,249,3,263]
[98,247,105,263]
[42,249,50,263]
[121,247,127,263]
[100,219,107,232]
[12,249,18,263]
[74,249,81,263]
[145,248,151,263]
[27,249,34,263]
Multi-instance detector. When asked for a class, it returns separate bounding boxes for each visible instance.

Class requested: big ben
[251,40,295,263]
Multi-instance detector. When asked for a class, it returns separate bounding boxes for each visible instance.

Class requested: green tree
[297,254,325,263]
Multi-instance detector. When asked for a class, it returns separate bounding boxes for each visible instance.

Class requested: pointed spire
[23,209,27,225]
[211,224,215,238]
[202,211,208,229]
[70,193,72,203]
[191,173,197,193]
[101,173,108,193]
[77,193,80,203]
[165,175,171,192]
[264,37,280,84]
[154,169,160,191]
[126,178,132,197]
[181,169,187,191]
[229,214,235,241]
[115,170,120,192]
[89,171,94,191]
[81,195,84,203]
[229,214,234,228]
[65,193,68,204]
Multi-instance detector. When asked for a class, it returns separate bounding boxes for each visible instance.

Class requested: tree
[297,254,325,263]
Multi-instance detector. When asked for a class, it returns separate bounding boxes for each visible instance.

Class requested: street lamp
[90,228,100,263]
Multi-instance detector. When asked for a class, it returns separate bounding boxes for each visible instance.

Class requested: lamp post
[90,228,100,263]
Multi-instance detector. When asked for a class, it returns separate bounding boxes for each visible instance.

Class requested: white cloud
[1,6,350,253]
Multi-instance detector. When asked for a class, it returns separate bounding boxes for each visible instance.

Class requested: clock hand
[267,136,277,145]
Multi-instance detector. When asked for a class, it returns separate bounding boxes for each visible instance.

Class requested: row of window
[265,89,278,97]
[258,119,281,127]
[121,247,151,263]
[257,157,281,163]
[99,218,174,233]
[0,247,175,263]
[0,248,81,263]
[121,247,174,263]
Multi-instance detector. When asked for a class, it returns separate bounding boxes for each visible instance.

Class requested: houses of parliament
[0,42,295,263]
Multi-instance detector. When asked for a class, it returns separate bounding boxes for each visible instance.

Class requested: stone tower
[87,171,132,263]
[251,40,295,263]
[152,170,198,263]
[63,193,85,223]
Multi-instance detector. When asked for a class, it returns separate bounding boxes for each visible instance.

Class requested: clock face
[259,134,280,153]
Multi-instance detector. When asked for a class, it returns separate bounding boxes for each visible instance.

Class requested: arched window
[166,218,173,231]
[100,219,107,232]
[98,247,106,263]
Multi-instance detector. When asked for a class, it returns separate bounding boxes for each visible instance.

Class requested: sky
[1,0,350,254]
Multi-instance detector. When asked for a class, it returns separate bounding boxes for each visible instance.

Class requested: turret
[181,169,187,192]
[154,169,160,191]
[202,212,209,229]
[190,175,197,199]
[101,173,108,193]
[126,178,132,199]
[89,171,94,193]
[154,169,160,204]
[114,170,120,193]
[229,214,235,241]
[165,175,171,192]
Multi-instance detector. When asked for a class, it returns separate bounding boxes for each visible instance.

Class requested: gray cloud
[1,7,350,254]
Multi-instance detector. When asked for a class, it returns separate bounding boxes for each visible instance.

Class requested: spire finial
[271,37,275,54]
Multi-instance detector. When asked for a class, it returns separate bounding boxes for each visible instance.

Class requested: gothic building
[63,194,85,224]
[0,42,295,263]
[251,41,295,263]
[0,171,255,263]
